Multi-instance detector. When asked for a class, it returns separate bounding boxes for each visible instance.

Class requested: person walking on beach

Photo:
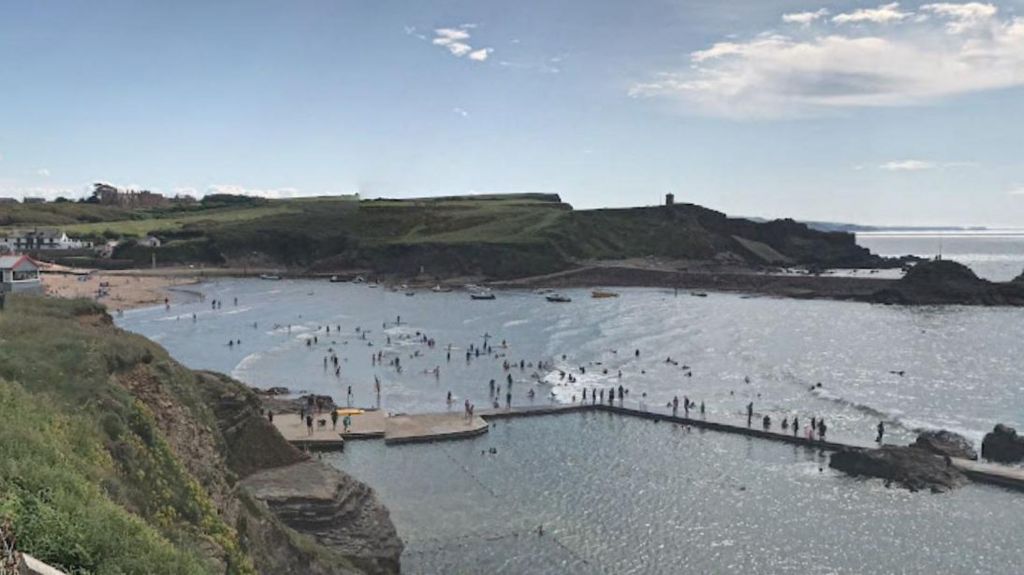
[305,414,314,436]
[818,418,827,441]
[746,402,753,427]
[506,390,512,409]
[792,416,799,437]
[331,409,339,430]
[267,410,273,423]
[876,421,885,443]
[343,414,351,432]
[672,396,679,415]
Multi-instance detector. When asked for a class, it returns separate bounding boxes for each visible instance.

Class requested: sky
[1,0,1023,226]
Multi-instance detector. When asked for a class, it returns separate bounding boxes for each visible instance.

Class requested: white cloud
[833,3,912,24]
[430,25,493,62]
[629,3,1024,118]
[921,2,998,33]
[207,184,302,199]
[878,159,979,170]
[783,8,829,26]
[36,168,50,177]
[433,28,470,43]
[468,48,492,61]
[879,159,936,170]
[453,107,469,117]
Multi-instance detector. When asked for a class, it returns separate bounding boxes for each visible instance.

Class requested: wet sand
[42,271,200,311]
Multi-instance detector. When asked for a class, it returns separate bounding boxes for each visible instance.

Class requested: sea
[115,232,1024,574]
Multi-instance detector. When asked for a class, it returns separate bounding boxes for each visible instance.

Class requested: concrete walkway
[385,413,488,444]
[271,411,345,449]
[271,401,1024,493]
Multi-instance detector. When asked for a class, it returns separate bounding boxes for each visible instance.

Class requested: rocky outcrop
[118,362,402,574]
[241,461,403,575]
[829,446,968,493]
[912,430,978,461]
[870,260,1024,306]
[981,424,1024,463]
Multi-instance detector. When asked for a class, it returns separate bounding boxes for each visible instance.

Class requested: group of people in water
[169,289,898,447]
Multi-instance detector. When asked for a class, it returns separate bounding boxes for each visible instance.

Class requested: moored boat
[432,284,453,293]
[546,293,572,303]
[592,290,619,299]
[329,275,343,283]
[260,273,282,281]
[470,289,496,300]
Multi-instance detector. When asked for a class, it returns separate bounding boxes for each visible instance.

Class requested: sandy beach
[42,271,201,311]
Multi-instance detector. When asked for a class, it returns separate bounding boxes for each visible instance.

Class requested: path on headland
[272,402,1024,493]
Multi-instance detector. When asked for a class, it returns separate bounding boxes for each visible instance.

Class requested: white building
[0,229,90,252]
[0,255,42,294]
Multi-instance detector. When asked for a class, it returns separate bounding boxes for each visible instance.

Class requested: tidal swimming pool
[329,412,1024,574]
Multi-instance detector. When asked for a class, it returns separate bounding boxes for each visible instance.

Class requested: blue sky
[1,0,1023,226]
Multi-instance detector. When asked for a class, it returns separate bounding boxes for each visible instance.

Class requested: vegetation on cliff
[2,194,890,278]
[0,296,399,574]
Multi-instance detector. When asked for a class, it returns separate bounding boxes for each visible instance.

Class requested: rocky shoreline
[492,259,1024,307]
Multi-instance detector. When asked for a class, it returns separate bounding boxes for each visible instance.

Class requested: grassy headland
[3,193,887,278]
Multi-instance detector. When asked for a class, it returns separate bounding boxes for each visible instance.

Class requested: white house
[0,229,90,252]
[0,255,42,294]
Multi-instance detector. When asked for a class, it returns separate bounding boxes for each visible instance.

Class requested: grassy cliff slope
[0,296,399,574]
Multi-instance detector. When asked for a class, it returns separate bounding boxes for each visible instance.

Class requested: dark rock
[981,424,1024,463]
[869,259,1024,306]
[829,446,968,493]
[241,460,404,575]
[255,386,291,396]
[912,430,978,461]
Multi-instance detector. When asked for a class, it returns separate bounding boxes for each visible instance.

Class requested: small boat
[470,290,496,300]
[591,290,619,299]
[260,274,282,281]
[432,284,452,293]
[690,291,708,297]
[329,275,343,283]
[353,275,366,283]
[405,291,416,297]
[546,293,572,303]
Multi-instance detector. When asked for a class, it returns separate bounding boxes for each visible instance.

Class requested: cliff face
[0,296,401,574]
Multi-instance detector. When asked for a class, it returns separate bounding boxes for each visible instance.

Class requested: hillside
[0,296,401,574]
[2,194,892,278]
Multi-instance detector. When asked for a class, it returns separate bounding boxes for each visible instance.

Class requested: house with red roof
[0,255,42,294]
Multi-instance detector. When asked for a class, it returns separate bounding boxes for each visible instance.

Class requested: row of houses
[0,229,92,252]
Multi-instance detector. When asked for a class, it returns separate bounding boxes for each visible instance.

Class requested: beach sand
[42,271,200,311]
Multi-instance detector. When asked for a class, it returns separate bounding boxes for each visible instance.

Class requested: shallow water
[119,279,1024,446]
[331,413,1024,574]
[113,261,1024,573]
